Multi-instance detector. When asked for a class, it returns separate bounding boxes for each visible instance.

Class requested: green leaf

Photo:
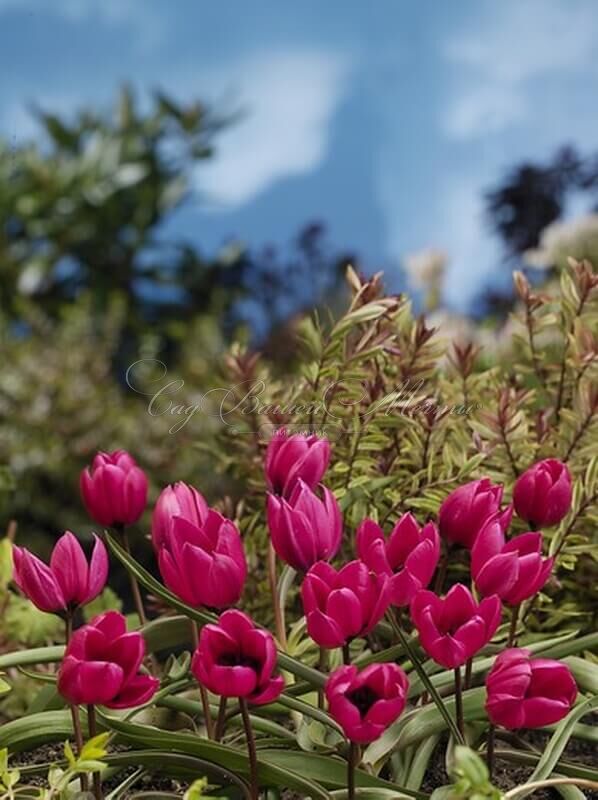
[80,732,110,761]
[98,711,330,800]
[526,696,598,791]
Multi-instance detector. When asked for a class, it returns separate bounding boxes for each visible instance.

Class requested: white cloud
[444,83,526,139]
[194,51,350,208]
[443,0,598,139]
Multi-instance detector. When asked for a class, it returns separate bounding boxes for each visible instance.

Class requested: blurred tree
[0,87,348,357]
[485,145,598,258]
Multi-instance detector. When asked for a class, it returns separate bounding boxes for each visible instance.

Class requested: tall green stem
[268,542,287,649]
[190,621,214,739]
[387,611,465,744]
[454,666,464,738]
[118,526,148,627]
[240,698,259,800]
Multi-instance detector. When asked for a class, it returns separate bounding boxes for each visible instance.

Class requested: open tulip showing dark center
[217,652,262,672]
[347,685,379,717]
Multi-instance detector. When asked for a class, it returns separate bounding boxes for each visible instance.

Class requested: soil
[422,730,598,800]
[11,731,598,799]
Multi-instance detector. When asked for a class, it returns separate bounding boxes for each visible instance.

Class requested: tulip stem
[454,667,464,738]
[464,657,473,690]
[347,741,359,800]
[64,616,89,795]
[486,724,496,777]
[215,696,228,741]
[268,542,287,650]
[388,611,465,745]
[87,705,103,800]
[507,604,520,648]
[119,527,148,628]
[190,621,215,740]
[240,698,259,800]
[318,647,328,709]
[342,643,351,665]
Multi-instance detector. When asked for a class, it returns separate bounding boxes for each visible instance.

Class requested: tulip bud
[265,429,331,497]
[356,514,440,607]
[301,560,389,649]
[439,478,507,549]
[192,609,284,705]
[152,481,209,551]
[13,531,108,614]
[267,480,342,572]
[513,459,572,528]
[472,518,553,606]
[157,510,247,609]
[410,584,502,669]
[485,648,577,729]
[80,450,148,528]
[325,663,409,743]
[58,611,159,708]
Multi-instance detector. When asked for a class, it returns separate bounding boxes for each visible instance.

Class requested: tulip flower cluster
[10,441,580,800]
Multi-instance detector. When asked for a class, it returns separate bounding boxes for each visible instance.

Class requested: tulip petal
[249,675,285,705]
[13,548,66,613]
[108,674,159,709]
[306,609,345,648]
[50,532,89,606]
[85,534,109,604]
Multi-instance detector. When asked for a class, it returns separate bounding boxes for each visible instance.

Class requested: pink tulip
[486,648,577,729]
[152,481,209,551]
[357,514,440,607]
[192,610,284,705]
[157,510,247,609]
[301,560,389,649]
[326,663,409,744]
[265,429,330,497]
[80,450,148,528]
[13,531,108,614]
[439,478,508,549]
[58,611,158,708]
[513,459,572,528]
[267,480,342,572]
[472,516,553,606]
[411,584,501,669]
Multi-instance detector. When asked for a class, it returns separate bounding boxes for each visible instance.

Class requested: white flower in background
[525,214,598,270]
[402,248,447,290]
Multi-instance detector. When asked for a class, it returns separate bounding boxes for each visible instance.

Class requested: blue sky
[2,0,598,309]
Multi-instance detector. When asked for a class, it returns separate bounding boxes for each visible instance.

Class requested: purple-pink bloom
[357,514,440,607]
[192,610,284,705]
[58,611,158,708]
[513,459,572,528]
[152,481,209,551]
[265,429,330,497]
[267,480,342,572]
[439,478,508,549]
[472,516,553,606]
[326,663,409,744]
[80,450,148,528]
[410,584,502,669]
[486,648,577,730]
[157,510,247,609]
[13,531,108,614]
[301,560,389,649]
